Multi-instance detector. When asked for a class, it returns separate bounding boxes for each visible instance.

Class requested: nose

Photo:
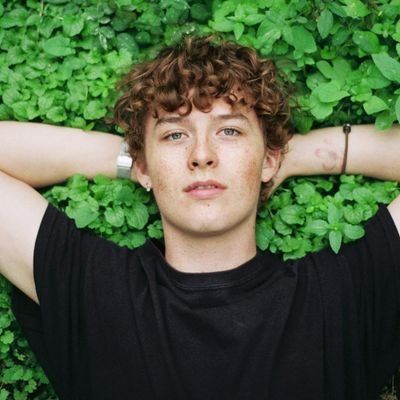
[187,137,218,170]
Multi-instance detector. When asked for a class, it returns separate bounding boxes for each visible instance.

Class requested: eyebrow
[154,113,251,129]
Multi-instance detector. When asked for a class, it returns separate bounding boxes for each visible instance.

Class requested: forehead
[145,97,260,131]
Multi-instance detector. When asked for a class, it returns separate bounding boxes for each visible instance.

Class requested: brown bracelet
[341,123,351,174]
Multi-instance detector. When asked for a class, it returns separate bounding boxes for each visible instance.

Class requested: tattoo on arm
[315,147,341,172]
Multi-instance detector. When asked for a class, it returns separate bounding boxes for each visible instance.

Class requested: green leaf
[0,388,9,400]
[327,203,342,224]
[279,205,304,225]
[363,96,388,115]
[210,19,235,32]
[0,9,28,28]
[83,100,107,120]
[126,202,149,229]
[62,14,85,37]
[304,219,329,236]
[309,93,335,119]
[243,14,265,26]
[343,224,365,240]
[147,220,164,239]
[342,0,370,18]
[317,9,333,39]
[293,183,317,204]
[105,207,125,227]
[372,53,400,83]
[396,95,400,123]
[329,230,342,253]
[43,36,74,57]
[0,331,14,345]
[314,81,349,103]
[285,25,317,53]
[66,202,99,228]
[352,31,380,54]
[190,3,211,22]
[375,110,396,130]
[46,106,67,123]
[233,22,244,40]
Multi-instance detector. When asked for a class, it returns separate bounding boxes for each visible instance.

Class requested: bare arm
[279,124,400,181]
[277,124,400,232]
[0,121,136,187]
[0,121,135,304]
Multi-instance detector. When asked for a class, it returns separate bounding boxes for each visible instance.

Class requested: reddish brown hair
[112,34,293,203]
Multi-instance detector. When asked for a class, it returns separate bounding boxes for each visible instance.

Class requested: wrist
[116,139,133,180]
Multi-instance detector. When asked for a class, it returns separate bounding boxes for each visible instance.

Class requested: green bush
[0,0,399,398]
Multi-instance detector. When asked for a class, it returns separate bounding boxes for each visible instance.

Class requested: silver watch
[116,140,133,179]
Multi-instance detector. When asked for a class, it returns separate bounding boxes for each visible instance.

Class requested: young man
[1,35,400,399]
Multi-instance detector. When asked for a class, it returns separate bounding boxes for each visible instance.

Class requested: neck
[162,220,258,274]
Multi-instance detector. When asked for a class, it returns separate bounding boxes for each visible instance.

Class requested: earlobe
[134,158,152,189]
[261,149,281,183]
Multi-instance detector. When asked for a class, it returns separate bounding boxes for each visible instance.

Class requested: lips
[184,180,227,192]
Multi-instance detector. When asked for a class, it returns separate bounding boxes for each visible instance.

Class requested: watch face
[118,155,133,168]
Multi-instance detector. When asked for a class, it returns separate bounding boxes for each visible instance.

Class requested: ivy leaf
[372,53,400,83]
[329,230,342,254]
[43,36,74,57]
[317,9,333,39]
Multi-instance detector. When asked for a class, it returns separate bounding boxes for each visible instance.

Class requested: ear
[261,149,281,183]
[134,156,152,190]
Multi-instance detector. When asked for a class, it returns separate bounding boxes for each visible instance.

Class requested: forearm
[0,122,135,188]
[284,124,400,182]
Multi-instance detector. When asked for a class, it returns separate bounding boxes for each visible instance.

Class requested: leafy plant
[1,0,400,398]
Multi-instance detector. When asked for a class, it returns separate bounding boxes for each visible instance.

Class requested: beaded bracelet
[341,123,351,174]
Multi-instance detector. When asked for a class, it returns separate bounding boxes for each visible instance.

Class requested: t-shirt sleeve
[314,204,400,397]
[32,202,133,396]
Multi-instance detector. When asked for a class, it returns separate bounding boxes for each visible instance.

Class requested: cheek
[151,158,175,195]
[238,153,263,195]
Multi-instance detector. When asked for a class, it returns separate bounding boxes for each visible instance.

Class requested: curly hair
[112,34,293,204]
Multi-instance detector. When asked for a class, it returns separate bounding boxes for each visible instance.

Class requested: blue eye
[166,132,183,141]
[222,128,239,136]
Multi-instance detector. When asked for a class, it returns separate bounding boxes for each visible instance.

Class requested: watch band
[116,139,133,179]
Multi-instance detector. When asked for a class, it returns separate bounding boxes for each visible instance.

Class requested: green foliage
[1,0,400,398]
[257,175,399,260]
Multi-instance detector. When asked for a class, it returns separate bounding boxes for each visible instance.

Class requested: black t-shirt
[11,203,400,400]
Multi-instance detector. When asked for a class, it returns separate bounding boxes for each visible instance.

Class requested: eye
[165,132,183,141]
[221,127,240,136]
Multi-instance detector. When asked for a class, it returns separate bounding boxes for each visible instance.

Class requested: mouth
[184,180,227,200]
